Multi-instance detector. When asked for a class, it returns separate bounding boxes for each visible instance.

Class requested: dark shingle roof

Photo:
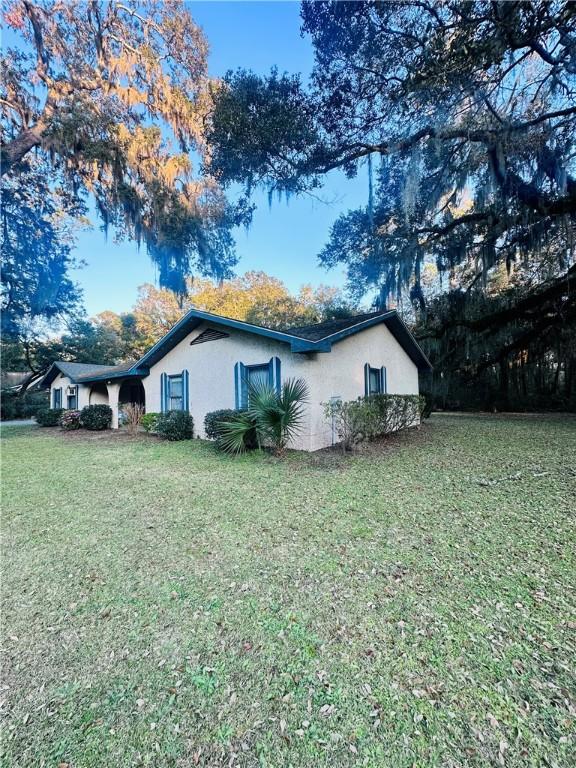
[39,361,140,388]
[55,362,113,378]
[282,311,390,341]
[75,361,137,381]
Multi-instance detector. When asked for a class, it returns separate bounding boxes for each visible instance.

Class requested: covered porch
[78,366,148,429]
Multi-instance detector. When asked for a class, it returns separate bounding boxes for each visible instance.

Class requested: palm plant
[217,377,309,456]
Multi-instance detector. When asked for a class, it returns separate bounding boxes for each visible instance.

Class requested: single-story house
[41,309,431,451]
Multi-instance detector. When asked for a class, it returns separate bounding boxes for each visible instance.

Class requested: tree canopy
[209,1,575,299]
[1,155,84,337]
[208,0,576,410]
[1,0,242,296]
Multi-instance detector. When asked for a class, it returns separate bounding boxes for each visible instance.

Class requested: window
[369,367,381,395]
[364,364,387,396]
[161,370,189,412]
[53,388,62,409]
[234,358,281,409]
[246,365,270,404]
[67,393,77,409]
[168,375,184,411]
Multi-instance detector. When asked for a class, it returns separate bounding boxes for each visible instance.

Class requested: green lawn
[1,415,575,768]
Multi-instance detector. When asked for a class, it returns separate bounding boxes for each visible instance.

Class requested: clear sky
[70,1,369,316]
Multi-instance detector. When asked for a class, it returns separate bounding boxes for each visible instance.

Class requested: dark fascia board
[131,308,322,368]
[297,311,432,371]
[39,362,79,388]
[128,308,432,371]
[76,367,150,384]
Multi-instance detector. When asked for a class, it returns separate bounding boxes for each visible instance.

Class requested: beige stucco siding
[49,373,90,410]
[302,323,420,450]
[143,320,419,451]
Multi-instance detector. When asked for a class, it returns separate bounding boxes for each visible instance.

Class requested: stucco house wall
[143,319,419,451]
[49,372,90,410]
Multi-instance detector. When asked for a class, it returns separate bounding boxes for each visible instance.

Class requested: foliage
[1,0,241,291]
[416,271,576,412]
[214,410,259,454]
[208,2,576,411]
[0,389,48,420]
[210,2,575,297]
[218,378,308,455]
[141,412,160,433]
[132,272,352,349]
[80,404,112,431]
[35,407,64,426]
[324,394,425,452]
[156,410,194,441]
[60,410,82,431]
[122,403,145,435]
[1,158,84,337]
[204,409,245,440]
[3,415,575,767]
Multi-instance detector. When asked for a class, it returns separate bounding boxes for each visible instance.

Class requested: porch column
[106,381,122,429]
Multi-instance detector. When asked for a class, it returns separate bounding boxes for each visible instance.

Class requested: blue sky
[69,2,369,315]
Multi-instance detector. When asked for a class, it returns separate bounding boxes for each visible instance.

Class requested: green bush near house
[156,410,194,441]
[60,410,82,430]
[204,409,245,440]
[324,393,426,451]
[36,407,65,427]
[141,412,160,433]
[80,404,112,431]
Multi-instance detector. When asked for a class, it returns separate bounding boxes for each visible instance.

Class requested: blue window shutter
[240,363,247,407]
[160,372,167,412]
[274,357,281,395]
[234,363,247,408]
[234,362,240,408]
[268,357,281,395]
[364,363,370,396]
[381,366,387,394]
[182,369,189,411]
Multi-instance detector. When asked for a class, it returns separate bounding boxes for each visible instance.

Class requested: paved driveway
[0,419,37,427]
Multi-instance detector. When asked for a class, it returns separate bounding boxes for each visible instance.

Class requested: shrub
[141,412,160,433]
[60,410,82,430]
[36,407,65,427]
[1,389,49,420]
[217,378,308,456]
[123,403,145,435]
[80,404,112,430]
[156,410,194,441]
[323,394,425,452]
[204,409,245,440]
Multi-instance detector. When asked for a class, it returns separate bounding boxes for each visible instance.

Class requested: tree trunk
[499,358,509,410]
[1,123,46,176]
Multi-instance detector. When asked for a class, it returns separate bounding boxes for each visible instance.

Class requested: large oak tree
[208,0,576,408]
[1,0,242,300]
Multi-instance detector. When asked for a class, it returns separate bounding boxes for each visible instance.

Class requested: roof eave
[76,367,150,384]
[133,308,312,368]
[39,362,79,388]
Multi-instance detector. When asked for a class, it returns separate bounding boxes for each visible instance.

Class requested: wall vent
[190,328,230,346]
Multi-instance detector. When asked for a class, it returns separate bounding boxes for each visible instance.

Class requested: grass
[1,414,575,768]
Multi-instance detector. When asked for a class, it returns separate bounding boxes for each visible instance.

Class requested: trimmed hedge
[204,409,244,440]
[36,408,65,427]
[323,394,425,451]
[60,410,82,430]
[80,404,112,431]
[141,412,160,433]
[156,410,194,441]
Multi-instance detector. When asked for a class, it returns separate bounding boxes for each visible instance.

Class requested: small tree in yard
[123,404,145,435]
[218,378,308,456]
